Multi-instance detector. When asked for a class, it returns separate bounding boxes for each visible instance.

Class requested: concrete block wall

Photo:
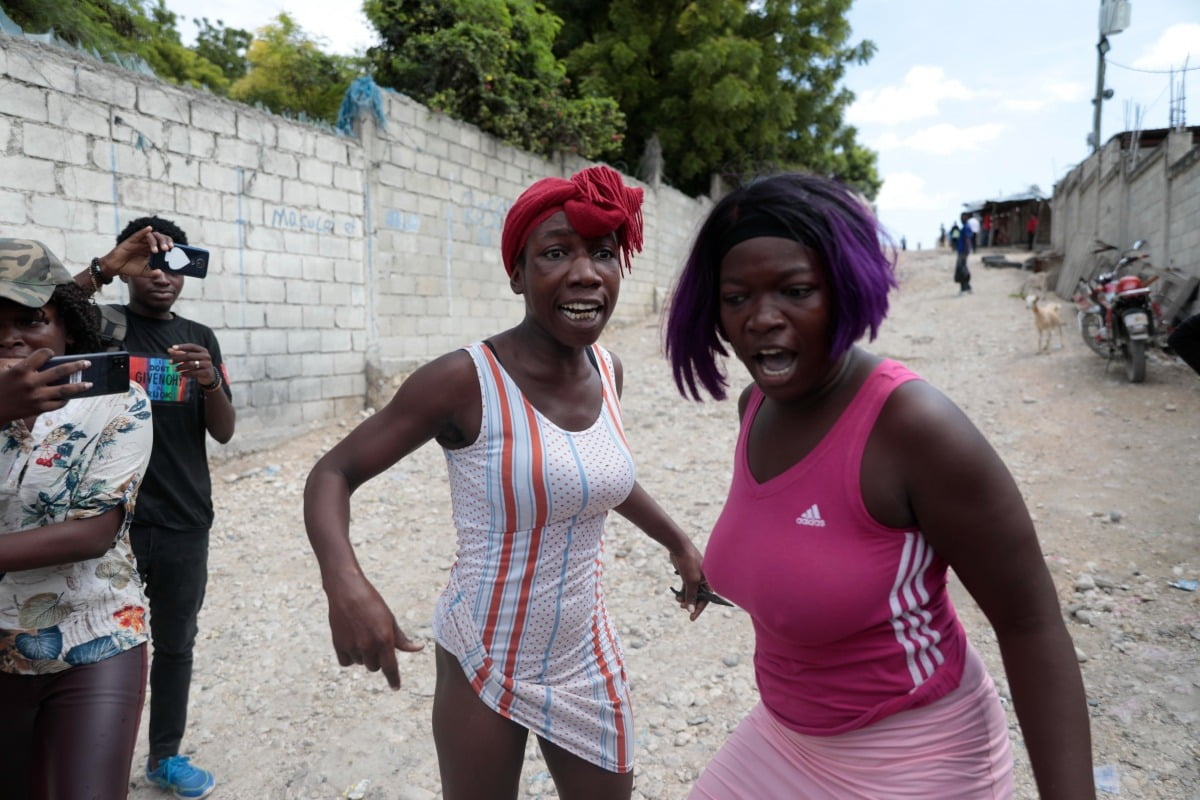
[1052,128,1200,306]
[0,35,708,454]
[1166,147,1200,279]
[1125,148,1166,256]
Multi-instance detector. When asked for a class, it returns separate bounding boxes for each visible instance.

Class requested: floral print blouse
[0,385,153,675]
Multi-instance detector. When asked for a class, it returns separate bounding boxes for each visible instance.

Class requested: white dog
[1026,294,1064,353]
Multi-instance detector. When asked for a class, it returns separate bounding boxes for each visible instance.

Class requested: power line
[1107,59,1200,74]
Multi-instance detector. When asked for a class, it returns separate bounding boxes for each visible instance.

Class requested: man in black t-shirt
[77,216,234,799]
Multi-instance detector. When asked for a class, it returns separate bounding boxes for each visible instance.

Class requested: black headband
[717,211,797,259]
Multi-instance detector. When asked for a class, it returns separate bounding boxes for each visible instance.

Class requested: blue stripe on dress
[475,346,507,622]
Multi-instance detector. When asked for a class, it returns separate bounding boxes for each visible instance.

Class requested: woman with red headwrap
[305,165,708,799]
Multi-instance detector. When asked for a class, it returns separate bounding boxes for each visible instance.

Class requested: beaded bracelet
[199,373,224,393]
[89,257,113,288]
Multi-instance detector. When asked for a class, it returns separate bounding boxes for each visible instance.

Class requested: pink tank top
[704,360,967,736]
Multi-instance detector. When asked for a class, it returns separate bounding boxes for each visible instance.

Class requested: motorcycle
[1072,239,1161,383]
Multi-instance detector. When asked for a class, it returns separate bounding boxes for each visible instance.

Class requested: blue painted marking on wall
[456,190,509,247]
[269,206,356,236]
[383,209,421,232]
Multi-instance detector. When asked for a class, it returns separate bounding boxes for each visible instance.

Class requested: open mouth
[753,347,797,377]
[560,302,603,322]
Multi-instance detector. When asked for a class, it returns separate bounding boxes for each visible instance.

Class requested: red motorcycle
[1073,239,1161,383]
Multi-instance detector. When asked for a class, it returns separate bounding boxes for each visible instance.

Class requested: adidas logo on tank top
[795,504,826,527]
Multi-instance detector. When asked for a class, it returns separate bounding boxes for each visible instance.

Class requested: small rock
[343,779,370,799]
[399,789,437,800]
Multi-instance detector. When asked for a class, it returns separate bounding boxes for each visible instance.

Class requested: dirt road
[127,247,1200,799]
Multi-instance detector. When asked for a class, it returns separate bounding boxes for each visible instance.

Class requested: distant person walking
[939,223,947,249]
[955,213,973,294]
[967,214,981,251]
[1026,213,1039,250]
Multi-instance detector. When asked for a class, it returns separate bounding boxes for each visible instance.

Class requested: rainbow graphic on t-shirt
[128,354,190,403]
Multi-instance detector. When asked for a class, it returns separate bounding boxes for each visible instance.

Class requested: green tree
[190,17,252,82]
[3,0,232,93]
[228,13,362,124]
[363,0,625,160]
[547,0,880,198]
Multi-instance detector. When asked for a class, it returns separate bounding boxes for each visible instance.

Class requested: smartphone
[149,244,209,278]
[40,351,131,397]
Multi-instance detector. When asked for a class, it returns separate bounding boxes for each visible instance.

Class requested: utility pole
[1091,0,1131,152]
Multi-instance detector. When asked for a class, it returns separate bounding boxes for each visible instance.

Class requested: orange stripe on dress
[470,659,519,721]
[471,664,489,693]
[497,398,550,715]
[589,569,628,769]
[479,349,520,656]
[592,345,629,449]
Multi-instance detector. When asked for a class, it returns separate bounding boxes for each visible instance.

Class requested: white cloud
[1001,81,1089,112]
[871,122,1005,155]
[847,66,973,125]
[1132,23,1200,71]
[874,172,956,212]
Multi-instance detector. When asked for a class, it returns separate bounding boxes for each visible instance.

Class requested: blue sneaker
[146,755,216,799]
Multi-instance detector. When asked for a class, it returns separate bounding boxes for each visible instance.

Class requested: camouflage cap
[0,238,75,308]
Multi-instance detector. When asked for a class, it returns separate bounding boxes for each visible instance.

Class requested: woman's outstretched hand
[670,544,710,621]
[324,574,424,690]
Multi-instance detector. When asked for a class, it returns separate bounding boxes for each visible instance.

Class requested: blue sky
[166,1,1198,249]
[843,0,1199,248]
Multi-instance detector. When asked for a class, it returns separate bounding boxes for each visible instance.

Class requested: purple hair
[665,173,897,401]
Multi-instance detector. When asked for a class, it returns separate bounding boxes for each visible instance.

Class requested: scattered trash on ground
[1095,764,1120,794]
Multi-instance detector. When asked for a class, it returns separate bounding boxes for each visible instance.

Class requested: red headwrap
[501,165,644,276]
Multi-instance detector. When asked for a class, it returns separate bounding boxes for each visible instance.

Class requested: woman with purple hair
[667,173,1094,798]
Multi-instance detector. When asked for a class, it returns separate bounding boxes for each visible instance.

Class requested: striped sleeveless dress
[432,341,637,773]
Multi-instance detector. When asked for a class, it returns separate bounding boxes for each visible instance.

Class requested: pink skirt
[688,645,1013,799]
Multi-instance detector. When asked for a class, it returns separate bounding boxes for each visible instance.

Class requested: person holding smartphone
[0,238,154,799]
[74,216,235,799]
[0,348,91,422]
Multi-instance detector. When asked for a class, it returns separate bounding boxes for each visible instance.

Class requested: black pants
[130,522,210,764]
[0,644,147,800]
[954,251,972,292]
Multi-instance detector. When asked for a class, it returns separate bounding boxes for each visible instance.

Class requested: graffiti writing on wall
[456,191,509,247]
[384,209,421,233]
[269,206,357,236]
